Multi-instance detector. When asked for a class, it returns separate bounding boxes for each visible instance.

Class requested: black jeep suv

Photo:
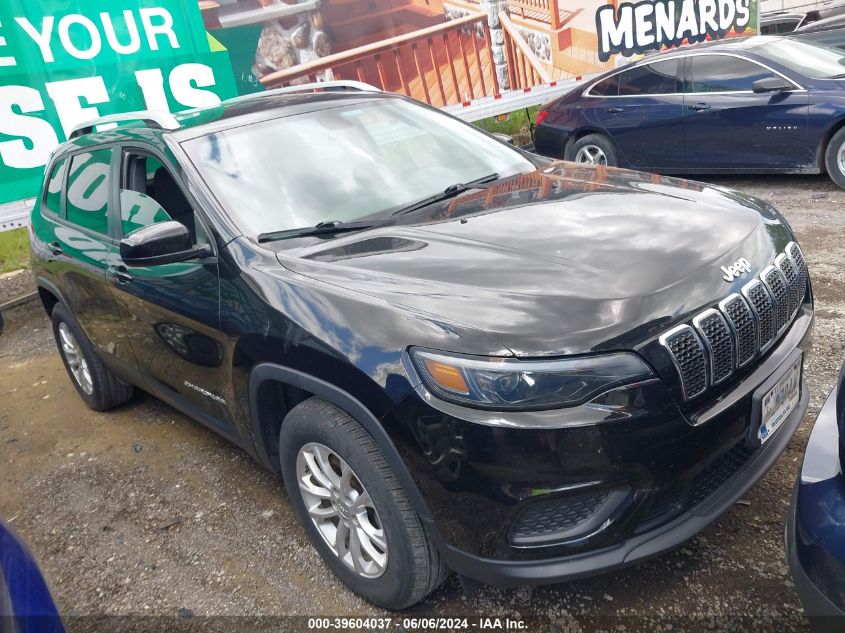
[30,83,813,609]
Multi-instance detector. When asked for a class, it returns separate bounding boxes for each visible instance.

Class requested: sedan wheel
[297,442,388,579]
[574,144,608,166]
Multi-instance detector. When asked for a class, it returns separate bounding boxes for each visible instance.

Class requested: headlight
[410,348,654,410]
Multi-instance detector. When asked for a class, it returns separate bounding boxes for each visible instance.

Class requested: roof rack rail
[68,110,180,139]
[228,80,381,103]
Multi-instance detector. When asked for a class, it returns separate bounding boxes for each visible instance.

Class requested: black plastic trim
[248,363,436,525]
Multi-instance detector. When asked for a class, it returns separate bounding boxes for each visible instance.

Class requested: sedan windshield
[758,37,845,79]
[182,98,536,236]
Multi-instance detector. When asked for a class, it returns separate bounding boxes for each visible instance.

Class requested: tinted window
[688,55,770,92]
[590,75,619,96]
[617,60,680,95]
[43,158,66,216]
[120,154,172,236]
[66,149,112,234]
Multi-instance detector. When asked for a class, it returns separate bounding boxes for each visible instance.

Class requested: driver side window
[120,151,206,245]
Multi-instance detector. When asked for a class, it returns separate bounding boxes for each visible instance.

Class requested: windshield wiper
[257,220,376,243]
[390,173,500,217]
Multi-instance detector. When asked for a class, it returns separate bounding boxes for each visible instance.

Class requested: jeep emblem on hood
[721,257,752,282]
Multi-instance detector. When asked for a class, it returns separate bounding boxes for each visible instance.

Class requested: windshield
[758,37,845,79]
[182,98,535,235]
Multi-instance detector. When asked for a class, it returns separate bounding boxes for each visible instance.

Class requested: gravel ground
[0,268,34,305]
[1,174,844,632]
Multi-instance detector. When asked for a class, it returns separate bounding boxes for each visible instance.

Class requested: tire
[279,397,448,609]
[824,127,845,189]
[51,303,133,411]
[567,133,618,167]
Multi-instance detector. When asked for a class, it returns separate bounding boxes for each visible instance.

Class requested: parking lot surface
[1,174,844,632]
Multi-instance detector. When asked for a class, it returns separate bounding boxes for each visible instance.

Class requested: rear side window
[590,75,619,96]
[617,59,680,95]
[43,158,66,216]
[687,55,770,92]
[66,149,113,234]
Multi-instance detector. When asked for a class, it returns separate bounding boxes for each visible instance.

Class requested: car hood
[273,164,792,357]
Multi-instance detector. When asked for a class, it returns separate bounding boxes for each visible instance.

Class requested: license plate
[758,358,802,444]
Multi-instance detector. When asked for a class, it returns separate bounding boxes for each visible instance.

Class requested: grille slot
[719,294,757,368]
[742,280,776,352]
[775,253,801,318]
[761,266,790,333]
[787,241,808,306]
[693,309,735,385]
[659,325,708,399]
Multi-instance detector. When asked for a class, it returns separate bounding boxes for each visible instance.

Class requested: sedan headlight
[410,348,654,410]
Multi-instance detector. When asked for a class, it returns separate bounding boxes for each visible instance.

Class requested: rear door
[586,58,686,170]
[32,147,129,366]
[683,54,809,169]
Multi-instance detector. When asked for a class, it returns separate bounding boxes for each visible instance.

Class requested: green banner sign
[0,0,238,204]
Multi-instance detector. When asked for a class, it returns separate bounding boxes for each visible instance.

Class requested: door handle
[606,106,624,113]
[108,264,133,284]
[47,241,63,256]
[688,103,711,111]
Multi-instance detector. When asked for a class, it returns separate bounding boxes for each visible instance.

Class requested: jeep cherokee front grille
[659,242,807,402]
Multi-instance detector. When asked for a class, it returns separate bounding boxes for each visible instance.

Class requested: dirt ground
[2,174,844,632]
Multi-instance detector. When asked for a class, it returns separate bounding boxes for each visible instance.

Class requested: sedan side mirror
[752,76,795,93]
[120,221,206,267]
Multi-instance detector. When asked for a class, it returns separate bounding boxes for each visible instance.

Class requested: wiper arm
[391,173,500,217]
[257,220,376,243]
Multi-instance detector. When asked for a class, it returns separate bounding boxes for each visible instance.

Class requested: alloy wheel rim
[575,144,607,166]
[838,143,845,175]
[58,322,93,395]
[296,442,388,579]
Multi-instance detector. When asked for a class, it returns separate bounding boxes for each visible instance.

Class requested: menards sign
[0,0,237,205]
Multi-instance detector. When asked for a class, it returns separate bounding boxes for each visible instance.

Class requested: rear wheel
[51,303,133,411]
[824,127,845,189]
[569,133,617,167]
[279,397,447,609]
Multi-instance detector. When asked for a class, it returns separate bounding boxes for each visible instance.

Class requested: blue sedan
[533,36,845,188]
[787,359,845,628]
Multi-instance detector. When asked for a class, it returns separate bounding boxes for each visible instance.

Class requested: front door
[588,58,686,171]
[105,147,233,427]
[683,54,809,170]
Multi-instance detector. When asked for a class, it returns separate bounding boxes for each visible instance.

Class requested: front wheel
[279,398,447,609]
[568,133,618,167]
[824,127,845,189]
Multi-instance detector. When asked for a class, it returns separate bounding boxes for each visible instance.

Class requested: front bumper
[390,307,813,587]
[786,371,845,626]
[443,380,807,586]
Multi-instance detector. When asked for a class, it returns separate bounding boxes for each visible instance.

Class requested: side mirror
[120,221,205,267]
[752,76,794,93]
